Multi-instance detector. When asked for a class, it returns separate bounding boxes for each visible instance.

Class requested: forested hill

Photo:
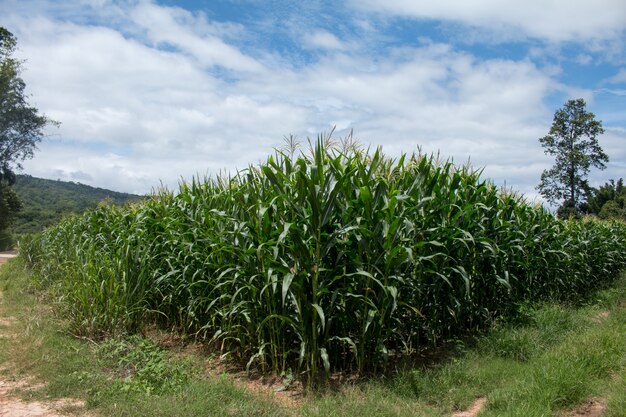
[11,175,144,234]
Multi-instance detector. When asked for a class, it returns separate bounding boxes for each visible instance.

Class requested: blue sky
[1,0,625,201]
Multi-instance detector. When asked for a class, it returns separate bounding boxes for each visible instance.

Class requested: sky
[1,0,625,202]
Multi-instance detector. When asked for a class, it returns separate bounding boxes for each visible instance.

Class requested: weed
[96,335,190,395]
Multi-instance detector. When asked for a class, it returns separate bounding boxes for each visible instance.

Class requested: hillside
[10,175,144,234]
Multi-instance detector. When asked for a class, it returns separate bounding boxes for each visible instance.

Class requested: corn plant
[23,135,626,383]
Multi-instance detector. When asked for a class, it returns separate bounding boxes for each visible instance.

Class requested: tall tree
[0,27,56,245]
[537,98,607,217]
[1,27,55,181]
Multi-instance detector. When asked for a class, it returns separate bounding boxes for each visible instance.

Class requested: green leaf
[312,303,325,331]
[282,273,294,306]
[320,348,330,373]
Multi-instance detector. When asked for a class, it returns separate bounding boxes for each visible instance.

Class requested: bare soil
[0,377,84,417]
[452,397,487,417]
[0,260,88,417]
[0,252,17,265]
[559,398,606,417]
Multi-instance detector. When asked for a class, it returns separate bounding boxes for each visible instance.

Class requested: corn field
[23,137,626,383]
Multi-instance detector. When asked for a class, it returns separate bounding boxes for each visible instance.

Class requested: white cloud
[7,12,303,192]
[217,45,557,193]
[607,69,626,84]
[4,0,621,204]
[23,142,157,194]
[129,2,264,73]
[596,88,626,97]
[588,127,626,187]
[575,54,592,66]
[18,21,552,194]
[303,30,348,50]
[353,0,626,43]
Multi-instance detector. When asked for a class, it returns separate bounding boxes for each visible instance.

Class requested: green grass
[1,259,625,416]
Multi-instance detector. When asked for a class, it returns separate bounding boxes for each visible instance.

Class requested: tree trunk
[569,127,576,208]
[570,161,575,208]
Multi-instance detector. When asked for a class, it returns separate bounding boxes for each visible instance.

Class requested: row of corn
[23,139,626,382]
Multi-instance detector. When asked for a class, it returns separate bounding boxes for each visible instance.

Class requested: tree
[1,27,55,180]
[537,98,607,217]
[583,178,626,221]
[0,176,21,249]
[0,27,56,246]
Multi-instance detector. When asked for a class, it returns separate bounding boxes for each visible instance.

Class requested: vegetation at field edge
[1,259,625,416]
[11,174,144,235]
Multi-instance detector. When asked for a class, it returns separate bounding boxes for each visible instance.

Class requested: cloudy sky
[2,0,625,201]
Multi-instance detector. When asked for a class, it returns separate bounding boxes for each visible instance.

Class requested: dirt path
[452,397,486,417]
[0,379,78,417]
[0,251,17,265]
[0,257,88,417]
[558,398,606,417]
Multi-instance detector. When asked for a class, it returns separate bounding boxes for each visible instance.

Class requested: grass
[1,258,625,416]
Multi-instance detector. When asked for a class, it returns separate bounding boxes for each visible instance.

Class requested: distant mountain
[10,175,144,234]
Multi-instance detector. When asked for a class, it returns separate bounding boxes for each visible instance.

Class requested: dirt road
[0,255,87,417]
[0,251,17,265]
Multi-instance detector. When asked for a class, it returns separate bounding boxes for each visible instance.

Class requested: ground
[1,251,88,417]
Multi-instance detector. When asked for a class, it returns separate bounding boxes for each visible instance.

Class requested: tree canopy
[1,27,55,182]
[10,175,143,235]
[0,27,57,248]
[537,98,607,217]
[584,178,626,221]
